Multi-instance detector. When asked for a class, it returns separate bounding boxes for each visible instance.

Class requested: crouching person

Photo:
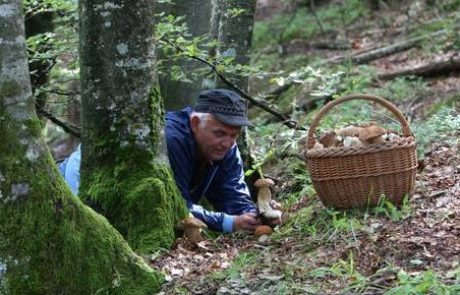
[59,89,281,233]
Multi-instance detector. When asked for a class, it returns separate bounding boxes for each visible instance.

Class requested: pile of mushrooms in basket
[311,122,402,150]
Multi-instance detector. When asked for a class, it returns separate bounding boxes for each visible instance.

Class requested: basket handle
[307,94,413,149]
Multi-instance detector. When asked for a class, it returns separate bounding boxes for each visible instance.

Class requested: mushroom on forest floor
[254,178,282,221]
[176,216,207,244]
[254,225,273,236]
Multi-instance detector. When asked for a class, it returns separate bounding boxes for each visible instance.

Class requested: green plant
[374,77,429,103]
[308,251,368,293]
[370,195,412,221]
[384,269,460,295]
[412,107,460,157]
[224,252,258,280]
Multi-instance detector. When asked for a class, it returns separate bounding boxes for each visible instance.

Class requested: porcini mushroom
[177,216,207,244]
[254,225,273,236]
[254,178,282,220]
[319,131,338,148]
[359,125,387,144]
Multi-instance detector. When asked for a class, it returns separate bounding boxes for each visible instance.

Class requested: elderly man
[60,89,275,233]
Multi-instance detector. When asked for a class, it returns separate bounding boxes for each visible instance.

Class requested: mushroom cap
[254,225,273,236]
[178,216,207,229]
[254,178,275,188]
[359,125,387,141]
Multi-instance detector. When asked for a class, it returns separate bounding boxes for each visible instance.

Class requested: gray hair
[191,112,212,127]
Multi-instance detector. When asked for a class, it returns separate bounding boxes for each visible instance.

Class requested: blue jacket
[59,108,256,232]
[165,108,257,232]
[58,144,80,195]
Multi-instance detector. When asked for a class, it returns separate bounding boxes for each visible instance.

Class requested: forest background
[1,0,459,294]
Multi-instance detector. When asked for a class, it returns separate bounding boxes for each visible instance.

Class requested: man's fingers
[269,200,283,210]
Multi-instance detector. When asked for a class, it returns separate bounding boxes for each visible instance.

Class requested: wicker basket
[305,94,418,209]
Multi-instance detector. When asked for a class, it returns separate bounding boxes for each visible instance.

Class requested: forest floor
[154,1,460,294]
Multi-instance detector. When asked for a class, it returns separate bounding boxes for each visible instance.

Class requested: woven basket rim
[306,136,416,158]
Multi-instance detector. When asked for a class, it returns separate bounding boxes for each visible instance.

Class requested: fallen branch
[328,29,451,65]
[265,28,454,98]
[377,55,460,80]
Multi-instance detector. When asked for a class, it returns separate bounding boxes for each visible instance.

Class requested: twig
[35,103,80,137]
[39,88,79,96]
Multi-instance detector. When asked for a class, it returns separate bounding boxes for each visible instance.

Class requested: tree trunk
[0,1,163,293]
[214,0,256,90]
[79,0,188,254]
[212,0,260,194]
[156,0,213,110]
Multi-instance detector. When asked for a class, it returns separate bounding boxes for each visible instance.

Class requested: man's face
[191,115,241,163]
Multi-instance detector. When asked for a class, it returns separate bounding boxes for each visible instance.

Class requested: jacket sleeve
[205,147,257,217]
[166,130,235,232]
[64,144,81,195]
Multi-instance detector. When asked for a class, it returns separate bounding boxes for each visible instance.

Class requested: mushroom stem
[176,216,207,244]
[184,228,203,243]
[255,179,282,220]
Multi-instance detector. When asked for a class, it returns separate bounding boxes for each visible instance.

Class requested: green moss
[0,115,164,294]
[80,150,188,254]
[79,84,188,254]
[24,117,44,138]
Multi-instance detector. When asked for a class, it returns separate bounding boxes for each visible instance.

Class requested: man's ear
[190,115,200,133]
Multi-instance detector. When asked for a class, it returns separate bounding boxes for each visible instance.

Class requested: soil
[154,1,460,294]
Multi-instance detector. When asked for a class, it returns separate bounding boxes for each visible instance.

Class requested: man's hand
[263,200,283,226]
[234,212,261,232]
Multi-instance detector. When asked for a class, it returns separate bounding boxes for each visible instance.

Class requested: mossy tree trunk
[79,0,188,253]
[0,1,163,293]
[212,0,260,194]
[156,0,213,110]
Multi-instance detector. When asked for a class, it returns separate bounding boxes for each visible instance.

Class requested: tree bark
[0,1,163,293]
[79,0,188,253]
[156,0,213,110]
[211,0,261,193]
[214,0,256,90]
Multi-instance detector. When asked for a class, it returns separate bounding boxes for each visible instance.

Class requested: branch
[164,40,305,130]
[35,103,81,137]
[326,28,452,65]
[377,54,460,80]
[259,27,455,99]
[39,88,80,96]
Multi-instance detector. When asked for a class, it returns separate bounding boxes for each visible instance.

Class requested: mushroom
[254,225,273,236]
[254,178,282,220]
[336,125,362,138]
[312,142,325,150]
[359,125,387,144]
[176,215,207,244]
[343,136,361,147]
[319,131,338,148]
